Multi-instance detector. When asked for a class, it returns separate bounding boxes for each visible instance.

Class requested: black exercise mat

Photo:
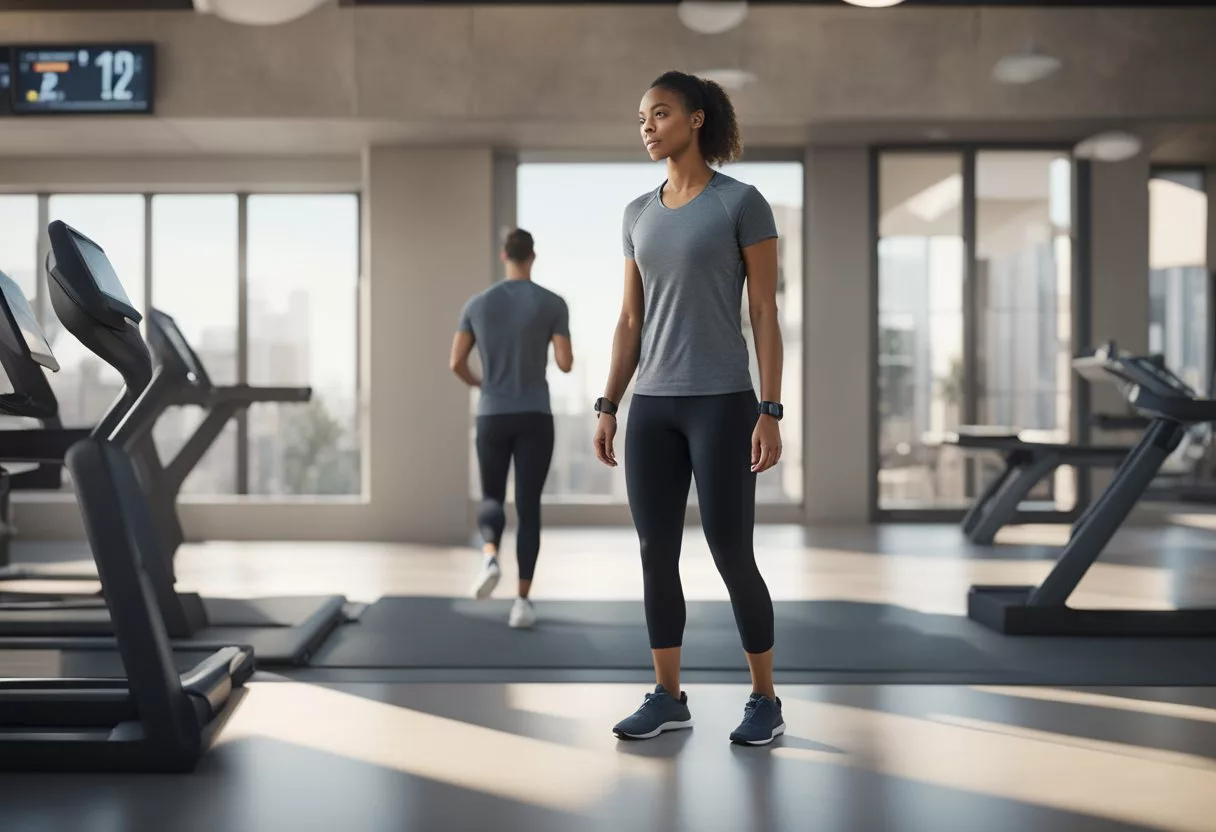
[311,596,1216,684]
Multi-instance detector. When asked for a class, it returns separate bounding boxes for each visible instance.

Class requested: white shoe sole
[472,569,500,600]
[614,718,694,740]
[509,612,535,629]
[732,721,786,746]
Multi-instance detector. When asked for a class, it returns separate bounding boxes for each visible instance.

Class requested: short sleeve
[552,296,570,338]
[456,297,475,335]
[622,205,636,259]
[736,185,779,248]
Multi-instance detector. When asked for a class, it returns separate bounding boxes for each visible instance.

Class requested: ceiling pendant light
[677,1,749,35]
[193,0,329,26]
[841,0,908,8]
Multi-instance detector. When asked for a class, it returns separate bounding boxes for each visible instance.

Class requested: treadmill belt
[311,596,1216,685]
[0,648,225,679]
[202,595,348,628]
[0,595,350,667]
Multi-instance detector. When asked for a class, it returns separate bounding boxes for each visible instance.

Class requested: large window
[1,191,361,499]
[877,154,967,509]
[246,195,361,496]
[44,195,146,430]
[508,160,804,505]
[150,195,240,495]
[0,196,39,300]
[1148,169,1209,394]
[876,150,1074,513]
[0,196,40,428]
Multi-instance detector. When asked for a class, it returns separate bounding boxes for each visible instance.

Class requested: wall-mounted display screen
[11,44,154,114]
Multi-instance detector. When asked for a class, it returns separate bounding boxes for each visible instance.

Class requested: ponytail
[650,70,743,166]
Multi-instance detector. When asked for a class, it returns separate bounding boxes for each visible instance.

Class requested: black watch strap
[594,397,618,416]
[758,400,783,420]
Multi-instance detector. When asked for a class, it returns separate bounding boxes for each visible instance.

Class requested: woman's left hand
[751,415,782,473]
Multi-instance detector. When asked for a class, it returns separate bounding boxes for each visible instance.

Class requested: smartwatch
[758,401,783,421]
[594,397,619,417]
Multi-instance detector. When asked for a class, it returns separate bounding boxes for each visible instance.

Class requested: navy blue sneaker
[729,692,785,745]
[612,685,694,740]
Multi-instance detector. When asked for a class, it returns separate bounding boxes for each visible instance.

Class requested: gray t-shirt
[623,171,778,397]
[457,279,570,416]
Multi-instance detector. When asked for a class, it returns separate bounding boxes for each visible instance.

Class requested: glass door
[875,149,1076,517]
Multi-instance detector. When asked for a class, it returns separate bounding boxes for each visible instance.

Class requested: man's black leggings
[624,390,775,654]
[475,412,554,582]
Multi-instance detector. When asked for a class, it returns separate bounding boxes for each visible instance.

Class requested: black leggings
[625,391,774,654]
[475,412,554,581]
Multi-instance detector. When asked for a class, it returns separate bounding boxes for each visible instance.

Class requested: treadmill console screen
[71,230,135,311]
[12,44,154,115]
[157,313,205,378]
[0,270,55,370]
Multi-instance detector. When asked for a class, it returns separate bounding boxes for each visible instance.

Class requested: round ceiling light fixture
[841,0,908,8]
[193,0,329,26]
[677,1,749,35]
[1074,130,1143,163]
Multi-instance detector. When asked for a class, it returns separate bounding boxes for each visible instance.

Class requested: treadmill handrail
[0,428,92,464]
[165,384,313,408]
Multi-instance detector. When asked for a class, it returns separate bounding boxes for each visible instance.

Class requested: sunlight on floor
[971,686,1216,724]
[217,682,663,814]
[772,696,1216,832]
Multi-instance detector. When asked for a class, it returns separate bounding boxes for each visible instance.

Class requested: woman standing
[593,70,786,745]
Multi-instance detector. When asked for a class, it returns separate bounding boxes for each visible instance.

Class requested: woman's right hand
[594,415,618,467]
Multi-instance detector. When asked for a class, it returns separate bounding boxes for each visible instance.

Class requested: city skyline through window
[0,192,361,498]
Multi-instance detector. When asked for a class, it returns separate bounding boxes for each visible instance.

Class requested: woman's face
[638,86,702,162]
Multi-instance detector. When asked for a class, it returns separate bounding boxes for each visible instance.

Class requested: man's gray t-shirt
[622,171,778,397]
[457,280,570,416]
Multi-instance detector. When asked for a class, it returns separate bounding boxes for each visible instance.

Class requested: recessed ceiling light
[992,44,1063,85]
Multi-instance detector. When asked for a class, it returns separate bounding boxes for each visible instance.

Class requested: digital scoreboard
[0,49,11,116]
[11,44,154,115]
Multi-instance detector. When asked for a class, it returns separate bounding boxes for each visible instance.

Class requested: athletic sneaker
[509,597,536,629]
[612,685,694,740]
[729,693,786,746]
[471,556,501,600]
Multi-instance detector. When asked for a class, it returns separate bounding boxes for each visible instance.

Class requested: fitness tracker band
[758,401,784,421]
[594,397,619,417]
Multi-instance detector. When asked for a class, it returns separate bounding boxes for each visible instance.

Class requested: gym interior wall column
[1209,165,1216,330]
[362,146,493,543]
[1087,153,1151,496]
[803,147,871,523]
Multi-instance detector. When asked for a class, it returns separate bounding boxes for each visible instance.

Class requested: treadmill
[0,222,349,666]
[968,340,1216,636]
[0,263,252,773]
[0,310,313,596]
[945,426,1131,545]
[132,306,312,586]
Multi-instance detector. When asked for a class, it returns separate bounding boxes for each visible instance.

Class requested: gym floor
[2,524,1215,831]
